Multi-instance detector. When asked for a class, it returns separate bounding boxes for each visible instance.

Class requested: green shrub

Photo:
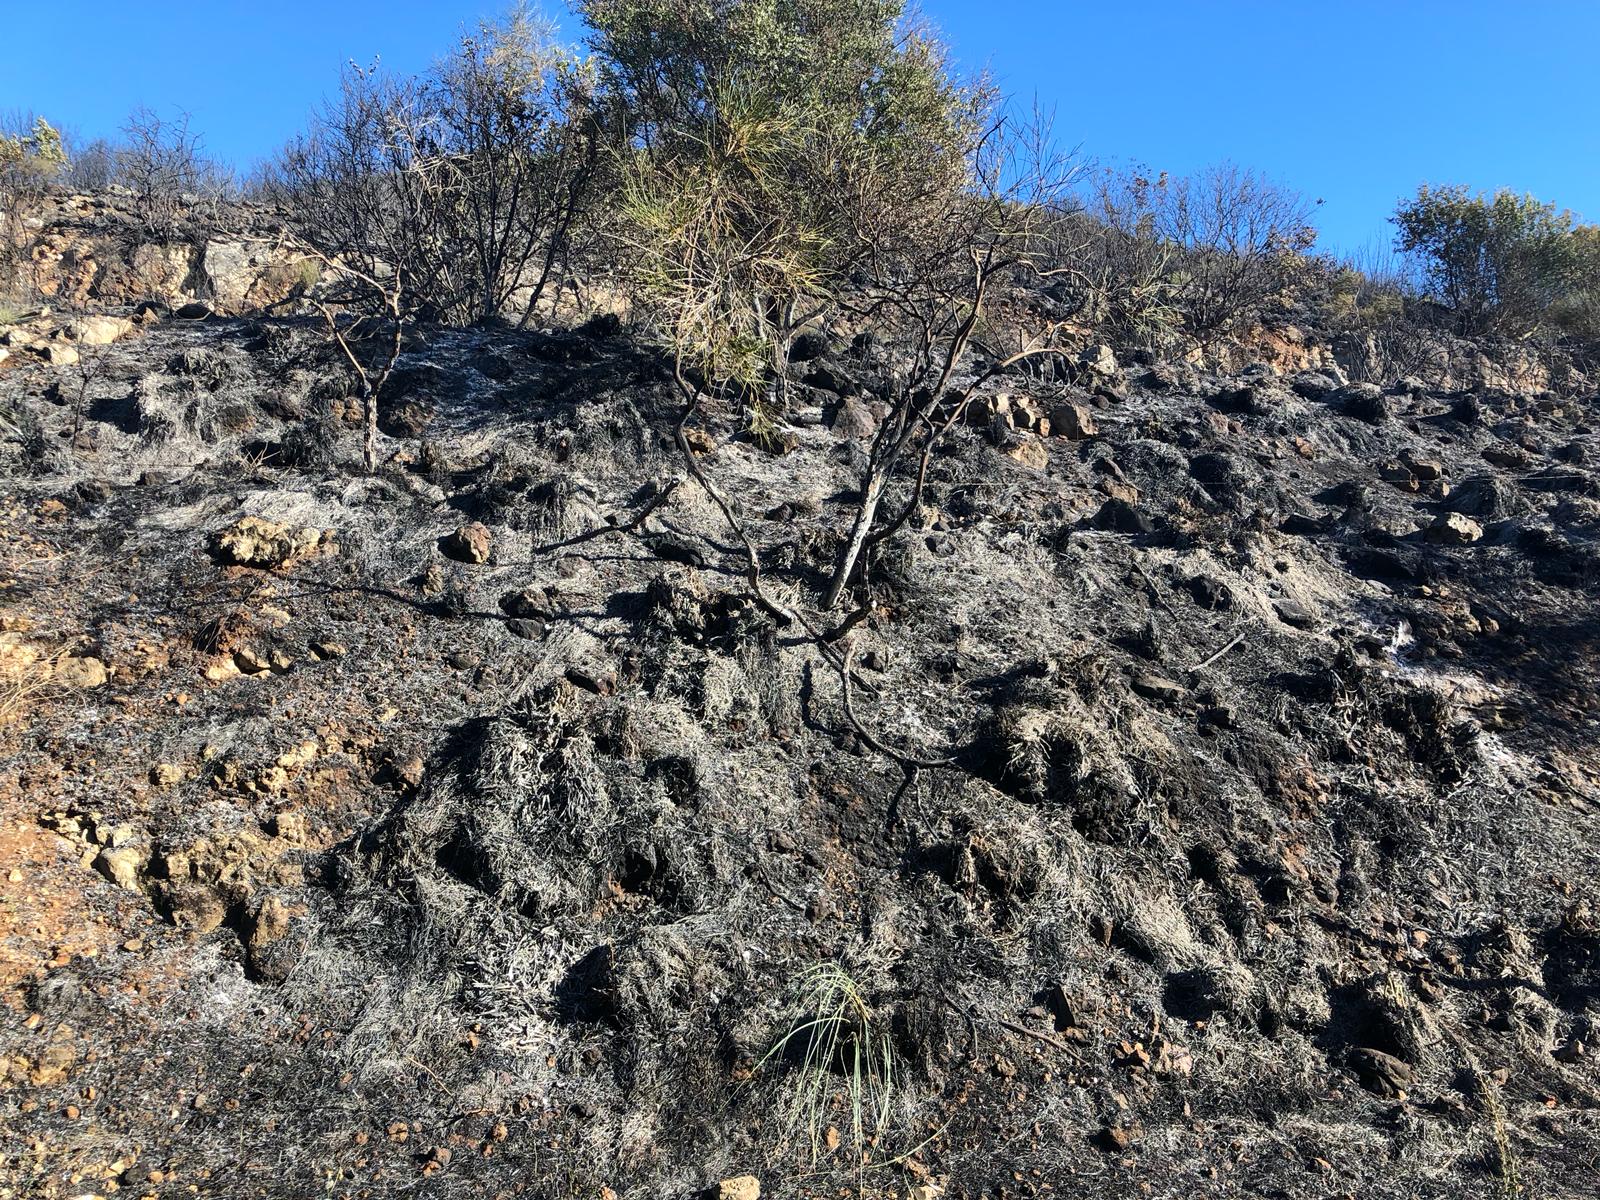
[588,0,990,404]
[1392,184,1592,338]
[1547,224,1600,340]
[0,116,67,179]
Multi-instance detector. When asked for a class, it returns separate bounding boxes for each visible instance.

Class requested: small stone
[442,523,493,564]
[1132,673,1186,706]
[1482,444,1531,470]
[1091,499,1154,535]
[1553,1040,1586,1064]
[565,667,617,696]
[1049,402,1098,440]
[149,763,183,788]
[1096,1124,1137,1152]
[506,618,546,640]
[1400,451,1445,481]
[396,757,426,789]
[716,1177,760,1200]
[55,656,108,688]
[1349,1047,1415,1096]
[308,640,347,661]
[1274,599,1317,630]
[379,400,434,438]
[1428,512,1484,545]
[421,1145,452,1175]
[499,588,553,619]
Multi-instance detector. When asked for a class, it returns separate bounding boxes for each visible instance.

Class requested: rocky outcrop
[7,190,311,316]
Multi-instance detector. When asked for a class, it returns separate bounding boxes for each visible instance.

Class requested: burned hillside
[1,279,1598,1199]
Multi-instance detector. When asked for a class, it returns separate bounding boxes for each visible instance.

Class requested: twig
[839,640,954,770]
[403,1055,457,1101]
[991,1016,1087,1063]
[668,367,879,699]
[529,476,683,554]
[1191,630,1246,673]
[937,989,1086,1064]
[754,866,808,913]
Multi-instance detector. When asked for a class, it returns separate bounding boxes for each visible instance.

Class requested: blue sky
[3,1,1596,253]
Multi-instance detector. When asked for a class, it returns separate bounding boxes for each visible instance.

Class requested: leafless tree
[63,138,116,192]
[1072,162,1316,347]
[427,3,604,325]
[819,106,1080,610]
[117,107,230,239]
[270,5,601,329]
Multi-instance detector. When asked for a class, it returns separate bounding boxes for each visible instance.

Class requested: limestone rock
[1132,672,1187,705]
[1079,343,1119,379]
[1428,512,1484,545]
[211,517,325,569]
[999,434,1049,471]
[55,655,108,688]
[826,397,878,442]
[71,314,132,346]
[1274,599,1318,629]
[160,883,228,934]
[95,844,147,891]
[442,522,493,564]
[149,763,183,788]
[1340,383,1389,423]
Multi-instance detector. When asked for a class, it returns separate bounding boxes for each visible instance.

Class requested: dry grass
[759,962,896,1174]
[0,647,60,730]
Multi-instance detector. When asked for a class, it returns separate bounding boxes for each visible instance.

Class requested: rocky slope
[0,290,1598,1200]
[3,190,308,325]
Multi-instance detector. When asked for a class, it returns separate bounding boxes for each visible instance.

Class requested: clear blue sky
[3,1,1596,253]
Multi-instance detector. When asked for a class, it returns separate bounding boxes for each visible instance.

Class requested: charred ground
[1,295,1599,1200]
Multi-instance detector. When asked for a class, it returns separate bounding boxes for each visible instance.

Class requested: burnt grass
[1,309,1599,1199]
